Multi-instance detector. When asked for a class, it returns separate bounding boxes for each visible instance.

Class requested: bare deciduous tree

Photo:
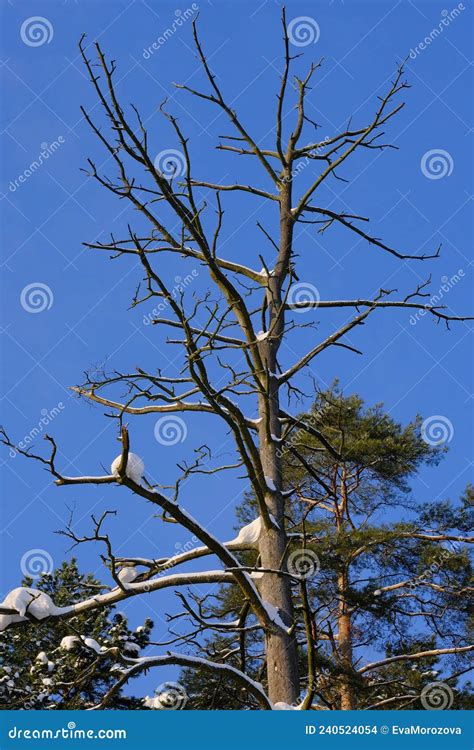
[1,11,471,709]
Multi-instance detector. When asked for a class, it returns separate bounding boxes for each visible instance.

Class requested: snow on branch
[358,645,474,675]
[92,652,273,710]
[0,427,285,637]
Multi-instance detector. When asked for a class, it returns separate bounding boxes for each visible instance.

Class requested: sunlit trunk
[338,569,356,710]
[257,183,299,705]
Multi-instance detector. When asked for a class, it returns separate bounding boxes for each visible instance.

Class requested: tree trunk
[257,391,299,705]
[338,570,356,710]
[257,185,300,705]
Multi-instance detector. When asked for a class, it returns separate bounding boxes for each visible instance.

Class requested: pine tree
[0,559,153,709]
[180,386,473,709]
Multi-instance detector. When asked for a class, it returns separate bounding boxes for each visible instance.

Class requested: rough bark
[338,569,356,710]
[257,184,300,704]
[257,390,299,704]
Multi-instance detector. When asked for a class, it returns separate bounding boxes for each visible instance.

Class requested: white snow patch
[83,637,103,654]
[35,650,54,672]
[0,588,60,630]
[262,600,287,631]
[264,476,276,492]
[273,701,300,710]
[227,517,263,548]
[143,695,163,709]
[59,636,80,651]
[111,452,145,484]
[226,515,279,549]
[118,566,140,586]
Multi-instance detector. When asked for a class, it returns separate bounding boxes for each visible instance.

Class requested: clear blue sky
[1,0,472,697]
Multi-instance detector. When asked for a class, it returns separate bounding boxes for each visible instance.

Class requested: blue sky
[0,0,472,697]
